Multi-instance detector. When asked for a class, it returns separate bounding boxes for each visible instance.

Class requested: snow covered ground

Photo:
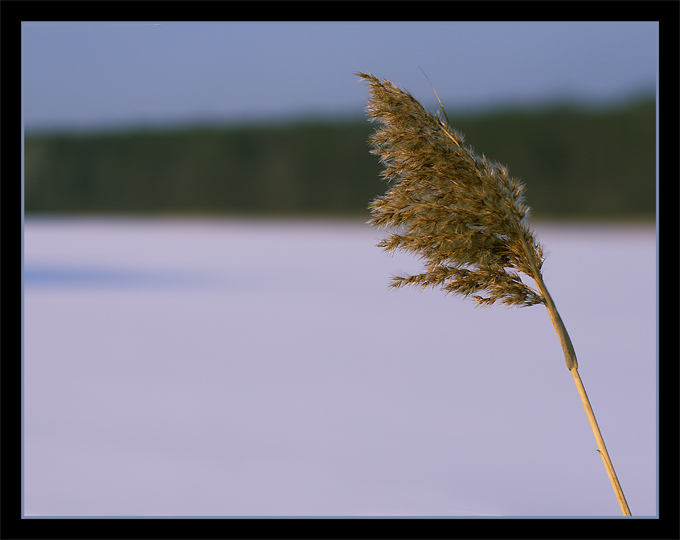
[22,217,657,517]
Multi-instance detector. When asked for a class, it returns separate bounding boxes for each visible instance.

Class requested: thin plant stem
[533,262,631,515]
[522,230,631,516]
[571,368,632,516]
[357,71,632,516]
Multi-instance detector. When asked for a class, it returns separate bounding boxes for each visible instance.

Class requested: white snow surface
[23,217,657,517]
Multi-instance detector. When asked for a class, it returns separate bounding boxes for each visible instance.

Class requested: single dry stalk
[357,71,631,516]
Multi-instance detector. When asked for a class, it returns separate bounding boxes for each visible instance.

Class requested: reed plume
[356,71,631,516]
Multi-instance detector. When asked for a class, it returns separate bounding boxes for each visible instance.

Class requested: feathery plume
[356,71,545,308]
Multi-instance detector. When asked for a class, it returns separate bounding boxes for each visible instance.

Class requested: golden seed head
[356,72,546,307]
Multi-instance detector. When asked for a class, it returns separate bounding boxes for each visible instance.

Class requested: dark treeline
[24,96,655,220]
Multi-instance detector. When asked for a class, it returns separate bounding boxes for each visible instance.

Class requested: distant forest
[24,96,656,220]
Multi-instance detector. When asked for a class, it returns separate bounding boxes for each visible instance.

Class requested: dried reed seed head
[356,72,546,307]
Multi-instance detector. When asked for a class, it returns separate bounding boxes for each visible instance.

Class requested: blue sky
[22,21,657,133]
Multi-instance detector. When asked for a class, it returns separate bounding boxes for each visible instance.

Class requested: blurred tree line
[24,96,655,220]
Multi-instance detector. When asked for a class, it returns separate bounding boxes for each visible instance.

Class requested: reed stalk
[356,71,631,516]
